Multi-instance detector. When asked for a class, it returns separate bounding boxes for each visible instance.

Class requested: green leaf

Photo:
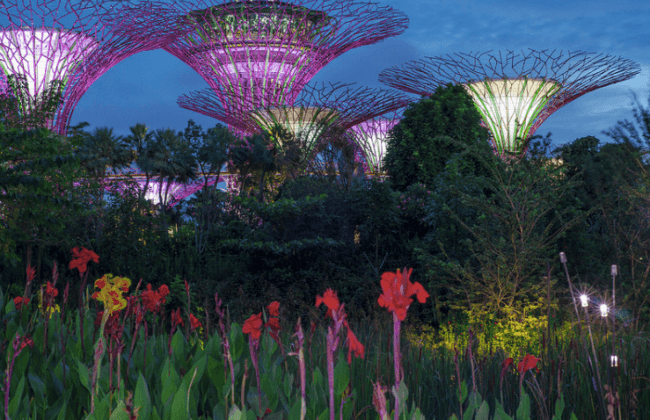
[462,406,475,420]
[458,380,468,404]
[170,378,190,420]
[570,413,578,420]
[228,404,243,420]
[289,398,302,420]
[28,372,46,405]
[391,380,409,409]
[109,401,130,420]
[318,408,329,420]
[208,356,226,398]
[134,372,152,420]
[283,372,294,399]
[76,358,91,392]
[171,329,187,364]
[312,367,324,387]
[230,323,244,361]
[516,393,531,420]
[333,357,350,397]
[552,393,565,420]
[476,400,490,420]
[8,375,25,418]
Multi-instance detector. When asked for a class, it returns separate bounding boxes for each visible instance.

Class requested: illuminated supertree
[0,0,183,134]
[379,50,641,157]
[178,82,410,158]
[350,110,402,176]
[165,0,408,124]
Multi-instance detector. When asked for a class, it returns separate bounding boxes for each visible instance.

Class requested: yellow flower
[92,273,130,314]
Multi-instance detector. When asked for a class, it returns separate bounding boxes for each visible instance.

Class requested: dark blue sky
[70,0,650,149]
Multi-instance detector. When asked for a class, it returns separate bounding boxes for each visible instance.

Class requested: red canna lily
[518,354,540,374]
[172,308,184,330]
[20,336,34,351]
[13,296,29,310]
[377,268,429,321]
[69,247,99,274]
[141,284,169,313]
[267,301,280,317]
[190,313,202,332]
[346,328,365,364]
[316,289,341,320]
[502,357,514,370]
[243,312,264,341]
[45,281,59,299]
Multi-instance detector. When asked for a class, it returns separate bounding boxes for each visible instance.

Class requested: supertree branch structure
[350,110,402,175]
[0,0,184,134]
[164,0,408,112]
[178,82,410,157]
[379,50,641,157]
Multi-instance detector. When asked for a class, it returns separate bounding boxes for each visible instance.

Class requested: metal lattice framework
[0,0,185,134]
[164,0,408,118]
[379,50,641,157]
[178,82,410,157]
[350,110,401,175]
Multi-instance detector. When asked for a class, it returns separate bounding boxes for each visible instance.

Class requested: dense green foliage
[383,83,491,191]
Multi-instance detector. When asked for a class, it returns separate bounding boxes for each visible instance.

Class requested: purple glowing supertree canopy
[379,50,641,157]
[350,110,401,175]
[0,0,184,134]
[165,0,408,116]
[178,82,410,158]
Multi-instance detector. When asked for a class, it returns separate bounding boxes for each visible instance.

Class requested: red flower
[141,284,169,313]
[518,354,540,374]
[316,289,340,319]
[46,281,59,299]
[172,308,184,330]
[502,357,514,370]
[267,301,280,317]
[26,265,35,285]
[377,268,429,321]
[14,296,30,310]
[20,336,34,350]
[346,328,365,364]
[243,312,263,340]
[190,313,202,332]
[69,247,99,274]
[184,279,190,296]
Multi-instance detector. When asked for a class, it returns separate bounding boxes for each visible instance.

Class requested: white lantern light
[580,294,588,307]
[600,304,608,317]
[610,355,618,367]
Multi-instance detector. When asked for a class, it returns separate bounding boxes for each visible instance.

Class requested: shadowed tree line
[2,84,650,335]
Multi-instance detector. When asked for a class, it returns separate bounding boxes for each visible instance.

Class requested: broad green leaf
[391,380,409,409]
[8,375,25,418]
[457,380,468,404]
[134,372,152,420]
[462,406,475,420]
[76,358,91,392]
[171,329,187,364]
[333,357,350,397]
[570,413,578,420]
[517,393,531,420]
[28,372,46,405]
[318,408,329,420]
[312,367,324,387]
[170,378,190,420]
[552,394,565,420]
[108,401,130,420]
[289,398,302,420]
[476,400,490,420]
[230,323,244,361]
[208,356,226,398]
[283,372,294,399]
[228,404,243,420]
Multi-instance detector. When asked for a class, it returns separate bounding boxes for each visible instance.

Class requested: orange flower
[316,289,340,319]
[377,268,429,321]
[69,247,99,274]
[267,301,280,317]
[190,313,202,332]
[518,354,540,374]
[346,328,365,364]
[14,296,30,310]
[243,312,263,340]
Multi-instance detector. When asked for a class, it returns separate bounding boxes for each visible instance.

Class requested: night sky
[70,0,650,149]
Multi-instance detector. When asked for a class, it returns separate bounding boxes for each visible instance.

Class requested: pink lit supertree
[379,50,641,158]
[0,0,184,134]
[350,110,402,177]
[164,0,408,123]
[178,82,410,159]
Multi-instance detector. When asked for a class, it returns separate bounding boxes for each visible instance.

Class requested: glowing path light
[0,0,184,134]
[379,50,641,158]
[350,111,401,175]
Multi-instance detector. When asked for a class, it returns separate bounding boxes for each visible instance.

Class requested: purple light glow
[351,113,400,175]
[0,0,186,134]
[166,0,408,112]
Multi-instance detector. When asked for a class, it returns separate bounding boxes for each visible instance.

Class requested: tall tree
[383,83,490,191]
